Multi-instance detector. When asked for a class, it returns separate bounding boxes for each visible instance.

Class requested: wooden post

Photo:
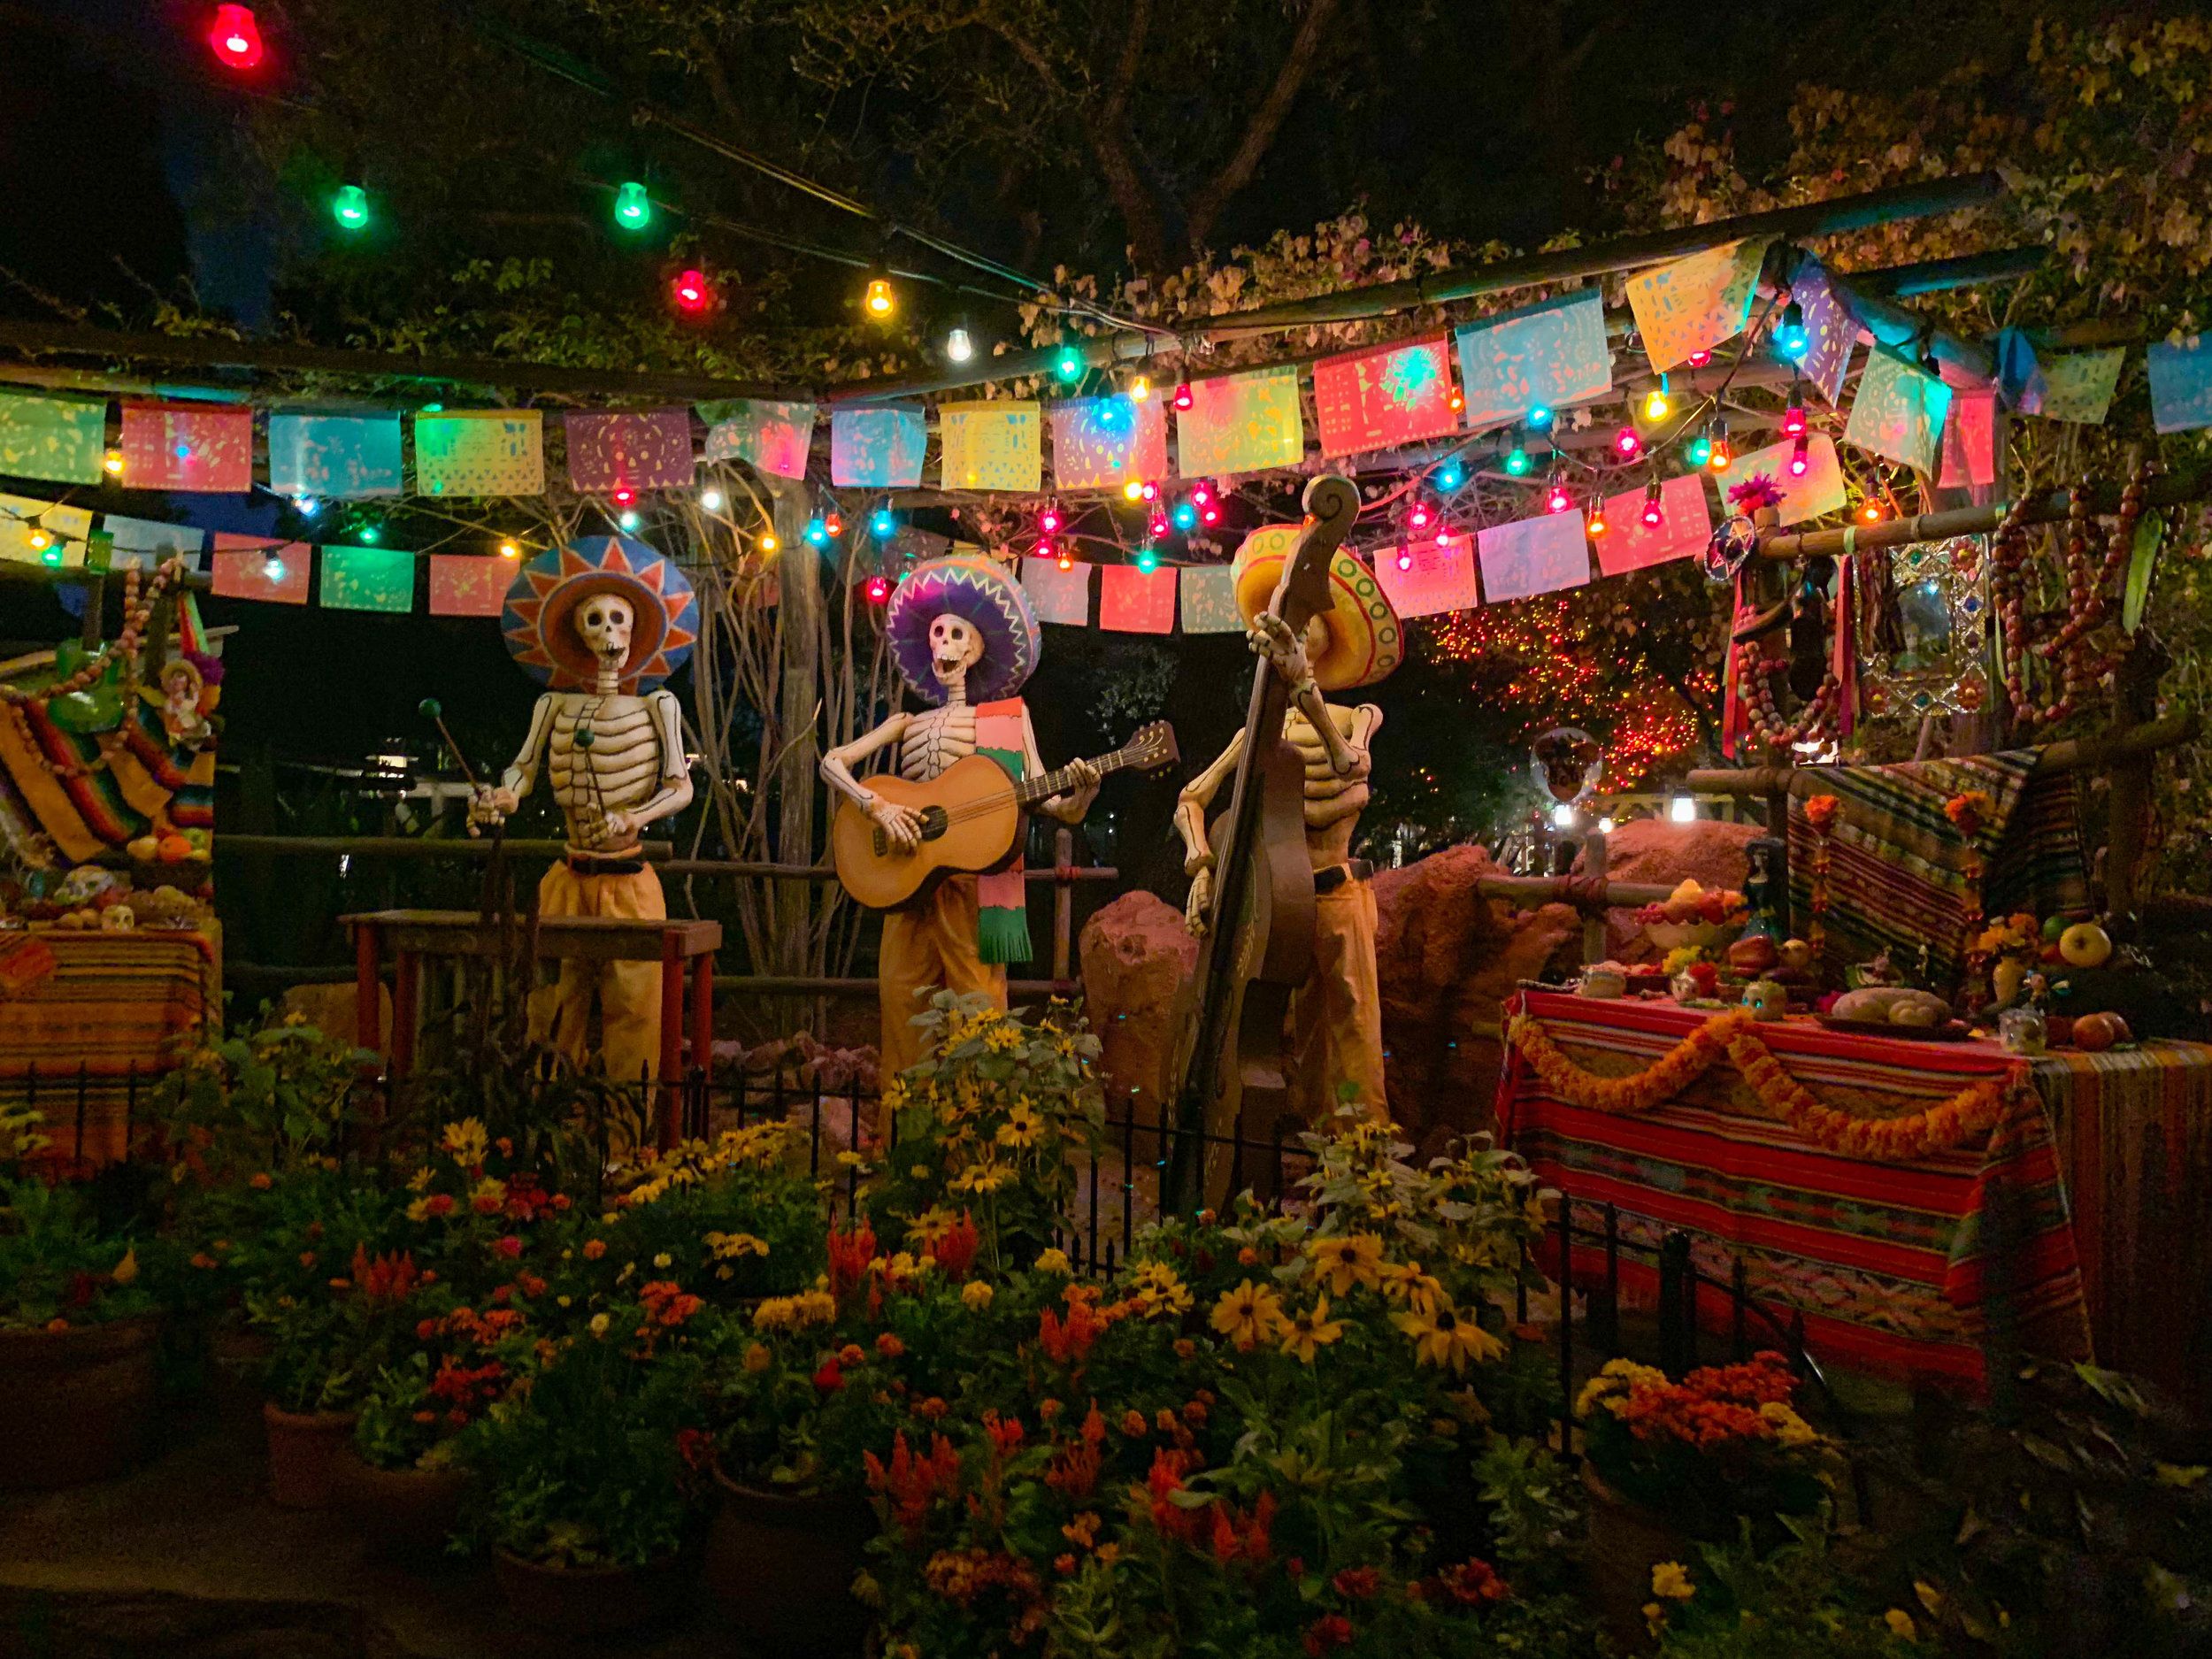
[1580,819,1609,965]
[1052,825,1075,985]
[657,931,685,1148]
[772,478,819,1028]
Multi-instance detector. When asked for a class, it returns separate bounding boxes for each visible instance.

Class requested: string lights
[1053,347,1084,383]
[208,5,265,69]
[1148,506,1169,538]
[613,182,652,231]
[864,573,892,603]
[1586,500,1609,536]
[699,487,726,512]
[1436,456,1465,491]
[671,269,713,314]
[864,274,897,318]
[1640,479,1664,527]
[498,539,521,559]
[103,449,125,477]
[265,549,288,582]
[1790,434,1811,478]
[1527,404,1554,430]
[1504,442,1532,478]
[1545,473,1573,514]
[1613,426,1642,461]
[871,503,897,538]
[944,325,975,364]
[331,185,370,232]
[1643,375,1671,422]
[1172,381,1194,411]
[1133,545,1159,575]
[1775,299,1810,359]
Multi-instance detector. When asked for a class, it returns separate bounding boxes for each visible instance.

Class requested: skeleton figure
[469,591,694,1084]
[1175,611,1387,1119]
[822,611,1098,1081]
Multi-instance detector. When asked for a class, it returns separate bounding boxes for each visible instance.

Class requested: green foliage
[0,1173,159,1330]
[151,1018,369,1180]
[1650,1512,1937,1659]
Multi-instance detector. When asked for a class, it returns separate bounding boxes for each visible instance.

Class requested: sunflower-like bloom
[1392,1301,1505,1372]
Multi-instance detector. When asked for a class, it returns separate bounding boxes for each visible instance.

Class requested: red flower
[933,1210,980,1279]
[550,1193,571,1210]
[1333,1565,1380,1600]
[828,1219,877,1300]
[1438,1557,1511,1605]
[983,1410,1025,1457]
[495,1235,523,1258]
[864,1430,963,1540]
[1804,794,1840,833]
[472,1191,504,1216]
[1303,1613,1355,1655]
[1039,1300,1106,1368]
[876,1332,906,1359]
[675,1427,713,1471]
[425,1194,454,1217]
[812,1359,845,1394]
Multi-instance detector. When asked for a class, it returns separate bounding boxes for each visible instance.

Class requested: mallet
[417,697,480,787]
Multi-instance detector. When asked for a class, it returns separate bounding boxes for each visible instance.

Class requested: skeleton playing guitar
[830,722,1179,911]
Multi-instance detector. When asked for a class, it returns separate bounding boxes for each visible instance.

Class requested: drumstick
[417,697,480,787]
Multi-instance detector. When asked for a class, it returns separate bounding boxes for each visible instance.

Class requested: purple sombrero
[884,555,1041,705]
[501,535,698,693]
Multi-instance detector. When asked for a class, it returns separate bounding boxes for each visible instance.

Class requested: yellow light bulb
[1643,388,1669,421]
[1123,479,1146,501]
[1129,375,1150,401]
[103,449,125,477]
[759,531,780,552]
[499,540,520,559]
[26,526,51,550]
[864,277,895,316]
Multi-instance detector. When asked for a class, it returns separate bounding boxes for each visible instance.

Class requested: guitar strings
[891,741,1149,833]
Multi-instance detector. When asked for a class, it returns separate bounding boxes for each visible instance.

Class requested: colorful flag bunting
[939,401,1043,491]
[564,409,695,492]
[1624,237,1771,372]
[267,413,403,498]
[1048,397,1168,490]
[1455,291,1611,429]
[1789,261,1858,406]
[2027,348,2125,425]
[2148,335,2212,434]
[0,393,106,484]
[1097,564,1178,634]
[1713,434,1846,526]
[1594,474,1714,577]
[1843,353,1950,473]
[1019,556,1092,626]
[699,399,815,477]
[830,407,926,488]
[211,534,311,603]
[1374,534,1479,618]
[1178,564,1243,634]
[1939,388,1998,489]
[101,515,205,571]
[1311,337,1458,457]
[0,495,93,567]
[428,554,517,617]
[414,411,545,496]
[119,403,253,492]
[319,545,416,613]
[1175,367,1303,477]
[1477,512,1590,603]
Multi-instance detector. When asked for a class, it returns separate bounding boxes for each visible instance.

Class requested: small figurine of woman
[1740,835,1788,942]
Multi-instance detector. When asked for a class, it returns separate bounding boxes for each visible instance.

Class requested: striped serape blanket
[1498,991,2090,1390]
[2032,1041,2212,1415]
[1785,751,2087,992]
[0,931,214,1165]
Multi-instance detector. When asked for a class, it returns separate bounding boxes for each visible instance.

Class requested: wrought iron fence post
[1554,1190,1574,1461]
[1731,1257,1750,1362]
[1658,1230,1695,1376]
[1600,1202,1621,1356]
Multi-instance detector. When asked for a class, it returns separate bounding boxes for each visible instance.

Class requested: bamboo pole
[1755,464,2212,559]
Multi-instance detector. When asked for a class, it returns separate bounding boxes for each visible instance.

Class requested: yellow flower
[1305,1233,1383,1296]
[1758,1400,1822,1448]
[111,1248,139,1286]
[963,1280,995,1310]
[1392,1302,1505,1373]
[1279,1294,1343,1363]
[1128,1261,1194,1317]
[743,1342,773,1373]
[996,1102,1045,1148]
[405,1196,433,1223]
[1643,1602,1668,1638]
[706,1231,769,1260]
[1650,1562,1694,1601]
[910,1164,932,1179]
[1884,1609,1916,1640]
[1210,1279,1289,1349]
[1914,1582,1944,1616]
[588,1313,611,1337]
[440,1118,488,1164]
[469,1176,507,1213]
[653,1253,673,1269]
[1379,1260,1443,1315]
[1035,1248,1072,1275]
[406,1165,435,1193]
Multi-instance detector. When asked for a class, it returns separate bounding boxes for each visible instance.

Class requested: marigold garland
[1509,1009,2019,1162]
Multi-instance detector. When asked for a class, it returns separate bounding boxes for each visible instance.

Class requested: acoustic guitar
[831,721,1179,912]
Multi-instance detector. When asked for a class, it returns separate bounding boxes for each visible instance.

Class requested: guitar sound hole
[871,805,953,856]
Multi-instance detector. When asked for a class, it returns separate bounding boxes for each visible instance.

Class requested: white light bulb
[265,557,287,584]
[294,495,320,517]
[1670,795,1697,823]
[1551,803,1577,831]
[618,510,640,531]
[945,326,975,364]
[700,488,726,512]
[1597,816,1616,834]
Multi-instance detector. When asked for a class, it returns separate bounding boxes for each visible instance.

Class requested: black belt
[1313,859,1373,895]
[566,853,646,876]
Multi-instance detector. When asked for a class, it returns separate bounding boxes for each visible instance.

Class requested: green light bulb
[332,184,370,231]
[1055,348,1083,382]
[613,181,651,230]
[1686,434,1712,467]
[1134,545,1158,574]
[1504,445,1531,477]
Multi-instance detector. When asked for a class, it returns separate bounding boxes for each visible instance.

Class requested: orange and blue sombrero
[501,536,698,692]
[1231,525,1401,690]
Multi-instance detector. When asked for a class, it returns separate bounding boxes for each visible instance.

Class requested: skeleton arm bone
[1249,614,1356,775]
[820,712,928,849]
[602,690,695,843]
[470,693,556,830]
[1172,728,1247,937]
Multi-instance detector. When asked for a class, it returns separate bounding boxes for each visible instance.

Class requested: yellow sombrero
[1231,524,1401,691]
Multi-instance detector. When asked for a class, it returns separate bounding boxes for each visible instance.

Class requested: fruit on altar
[1778,938,1815,974]
[2070,1010,2131,1051]
[1727,934,1780,974]
[1992,957,2029,1008]
[2042,915,2068,943]
[181,829,212,860]
[1889,997,1947,1027]
[157,833,193,864]
[1831,986,1952,1025]
[2059,920,2113,970]
[126,834,162,864]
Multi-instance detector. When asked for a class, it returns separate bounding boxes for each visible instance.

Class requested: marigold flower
[298,1251,317,1268]
[249,1172,272,1190]
[1121,1409,1148,1437]
[1651,1561,1694,1601]
[1035,1248,1072,1275]
[1054,1553,1076,1575]
[1885,1609,1916,1639]
[961,1279,994,1310]
[582,1239,607,1260]
[495,1235,523,1258]
[876,1333,906,1358]
[588,1313,611,1336]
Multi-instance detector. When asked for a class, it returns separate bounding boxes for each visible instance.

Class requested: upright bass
[1161,475,1361,1209]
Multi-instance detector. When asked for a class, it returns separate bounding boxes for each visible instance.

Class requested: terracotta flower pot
[263,1402,358,1509]
[0,1313,162,1490]
[328,1441,467,1563]
[1581,1462,1692,1654]
[704,1461,875,1654]
[492,1547,695,1638]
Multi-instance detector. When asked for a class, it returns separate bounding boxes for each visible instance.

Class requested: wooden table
[342,910,721,1148]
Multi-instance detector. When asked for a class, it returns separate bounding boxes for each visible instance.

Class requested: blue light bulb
[1171,502,1198,533]
[871,509,897,539]
[1526,404,1553,430]
[1436,457,1464,491]
[805,517,829,547]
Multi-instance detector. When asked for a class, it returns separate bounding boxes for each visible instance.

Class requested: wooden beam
[824,173,2008,403]
[1757,464,2212,559]
[1683,710,2199,796]
[1847,244,2047,298]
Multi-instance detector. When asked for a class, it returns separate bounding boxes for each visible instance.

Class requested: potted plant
[1575,1351,1842,1648]
[0,1170,165,1489]
[458,1283,714,1636]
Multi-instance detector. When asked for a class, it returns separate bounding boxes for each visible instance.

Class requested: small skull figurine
[577,593,634,665]
[928,614,984,687]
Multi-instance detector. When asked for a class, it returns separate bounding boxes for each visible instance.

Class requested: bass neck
[1013,742,1131,808]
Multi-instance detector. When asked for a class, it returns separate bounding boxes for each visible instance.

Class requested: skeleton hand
[869,795,926,851]
[1052,757,1102,821]
[600,809,640,845]
[1185,868,1214,938]
[1248,613,1310,685]
[468,786,519,835]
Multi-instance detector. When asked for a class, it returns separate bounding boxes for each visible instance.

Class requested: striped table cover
[0,931,214,1164]
[2032,1042,2212,1414]
[1498,991,2090,1388]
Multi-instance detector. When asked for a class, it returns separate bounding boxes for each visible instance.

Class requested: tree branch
[1180,0,1344,256]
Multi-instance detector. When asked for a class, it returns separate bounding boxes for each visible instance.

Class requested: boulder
[1079,890,1200,1133]
[1575,818,1763,962]
[277,980,392,1051]
[1372,846,1580,1147]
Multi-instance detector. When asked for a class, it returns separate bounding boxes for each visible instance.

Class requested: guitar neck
[1015,745,1130,808]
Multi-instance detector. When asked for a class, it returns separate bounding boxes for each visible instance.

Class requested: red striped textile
[1498,991,2090,1389]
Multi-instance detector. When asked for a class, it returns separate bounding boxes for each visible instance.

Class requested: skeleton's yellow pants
[1286,879,1388,1122]
[530,862,664,1086]
[878,874,1006,1112]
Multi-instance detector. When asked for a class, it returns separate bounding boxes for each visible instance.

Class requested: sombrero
[501,535,698,693]
[1232,525,1401,690]
[885,554,1041,705]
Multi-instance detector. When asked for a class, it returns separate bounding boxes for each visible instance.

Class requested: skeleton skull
[929,613,985,685]
[575,593,635,664]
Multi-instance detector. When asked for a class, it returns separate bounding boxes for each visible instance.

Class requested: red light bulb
[1148,509,1169,538]
[1172,382,1194,411]
[1546,485,1572,514]
[1056,549,1074,572]
[1190,484,1212,508]
[1141,480,1158,502]
[1640,500,1664,527]
[824,511,844,537]
[1447,387,1464,413]
[1409,500,1432,531]
[209,5,264,69]
[1039,504,1063,534]
[1790,434,1810,477]
[864,575,892,603]
[1686,349,1712,368]
[1782,405,1807,437]
[672,270,712,313]
[1614,427,1642,460]
[1396,547,1413,572]
[1200,504,1220,526]
[611,485,636,507]
[1861,500,1884,523]
[1587,506,1609,536]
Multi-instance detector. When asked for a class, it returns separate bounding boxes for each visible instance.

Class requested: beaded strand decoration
[1993,465,2148,728]
[1733,641,1839,749]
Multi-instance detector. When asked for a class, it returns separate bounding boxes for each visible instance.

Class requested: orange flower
[876,1333,907,1359]
[581,1239,607,1260]
[249,1173,272,1190]
[1803,795,1840,833]
[1121,1409,1148,1437]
